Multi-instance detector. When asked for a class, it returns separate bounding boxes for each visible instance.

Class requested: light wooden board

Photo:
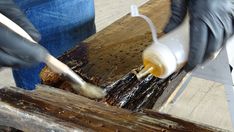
[161,77,233,131]
[95,0,149,31]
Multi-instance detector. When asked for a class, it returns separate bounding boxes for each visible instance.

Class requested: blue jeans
[13,0,96,90]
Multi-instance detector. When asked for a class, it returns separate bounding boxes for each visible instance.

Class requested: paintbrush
[45,55,106,98]
[0,13,106,99]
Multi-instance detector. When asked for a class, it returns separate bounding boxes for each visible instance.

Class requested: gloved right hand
[0,0,48,68]
[164,0,234,72]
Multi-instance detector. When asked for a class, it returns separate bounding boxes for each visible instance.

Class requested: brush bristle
[72,83,107,99]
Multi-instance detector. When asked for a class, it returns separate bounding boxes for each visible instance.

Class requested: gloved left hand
[164,0,234,72]
[0,0,48,68]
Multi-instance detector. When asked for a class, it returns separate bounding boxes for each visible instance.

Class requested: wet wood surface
[0,86,224,132]
[40,0,187,111]
[41,0,170,86]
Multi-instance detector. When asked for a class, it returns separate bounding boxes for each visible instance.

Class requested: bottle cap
[143,42,177,78]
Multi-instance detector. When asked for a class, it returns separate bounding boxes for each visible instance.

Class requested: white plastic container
[131,5,189,79]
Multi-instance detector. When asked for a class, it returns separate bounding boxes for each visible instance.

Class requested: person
[0,0,96,89]
[0,0,233,89]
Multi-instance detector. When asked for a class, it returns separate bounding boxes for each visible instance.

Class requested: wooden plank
[0,86,224,131]
[94,0,149,31]
[40,0,170,86]
[40,0,188,111]
[161,77,233,131]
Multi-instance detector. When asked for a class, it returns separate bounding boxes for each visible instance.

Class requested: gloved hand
[0,0,48,68]
[164,0,234,72]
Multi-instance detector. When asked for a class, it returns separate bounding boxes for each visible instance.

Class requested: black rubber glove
[0,0,48,68]
[164,0,234,72]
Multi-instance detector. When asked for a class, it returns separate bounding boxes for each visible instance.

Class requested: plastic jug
[131,5,189,79]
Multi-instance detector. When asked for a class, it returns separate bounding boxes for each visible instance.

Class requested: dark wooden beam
[0,86,223,131]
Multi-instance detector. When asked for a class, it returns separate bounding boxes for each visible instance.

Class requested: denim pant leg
[13,0,96,90]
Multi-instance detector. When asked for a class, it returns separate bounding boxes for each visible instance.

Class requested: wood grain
[40,0,186,111]
[40,0,170,86]
[0,86,224,131]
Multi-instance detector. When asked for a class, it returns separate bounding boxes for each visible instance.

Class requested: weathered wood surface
[0,86,225,132]
[41,0,170,86]
[40,0,187,111]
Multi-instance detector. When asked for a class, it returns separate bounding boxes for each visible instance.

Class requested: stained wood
[40,0,170,86]
[40,0,187,111]
[0,86,224,131]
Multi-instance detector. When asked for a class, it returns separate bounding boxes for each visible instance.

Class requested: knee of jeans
[12,64,45,90]
[16,0,95,39]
